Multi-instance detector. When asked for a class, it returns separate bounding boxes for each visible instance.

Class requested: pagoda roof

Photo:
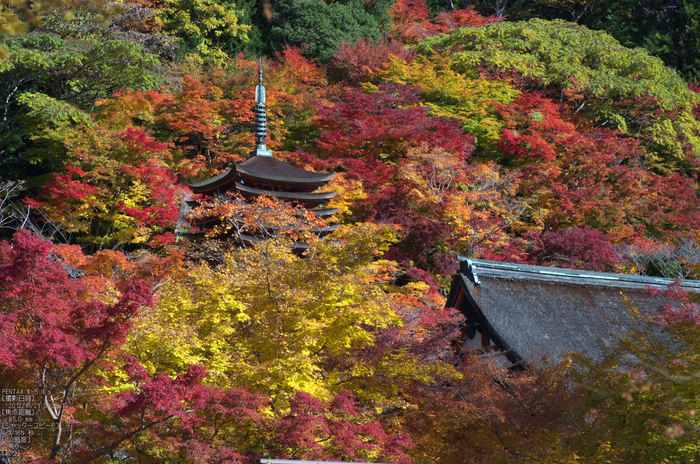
[182,62,339,246]
[186,156,336,195]
[236,183,337,207]
[239,232,313,252]
[313,223,340,236]
[309,207,340,217]
[237,155,335,185]
[186,168,237,194]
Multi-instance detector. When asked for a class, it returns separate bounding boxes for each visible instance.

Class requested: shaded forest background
[2,0,700,462]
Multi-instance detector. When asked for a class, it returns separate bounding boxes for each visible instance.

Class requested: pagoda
[185,60,339,245]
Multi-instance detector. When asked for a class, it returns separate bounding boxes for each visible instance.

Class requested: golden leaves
[127,220,404,400]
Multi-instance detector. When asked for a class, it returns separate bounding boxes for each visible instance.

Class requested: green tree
[269,0,384,61]
[0,33,162,179]
[418,19,700,164]
[0,0,111,38]
[525,0,700,82]
[36,2,177,59]
[152,0,250,66]
[379,54,519,144]
[591,0,700,82]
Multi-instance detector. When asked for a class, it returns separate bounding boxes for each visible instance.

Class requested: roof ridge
[458,256,700,291]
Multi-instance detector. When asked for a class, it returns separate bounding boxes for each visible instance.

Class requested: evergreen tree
[269,0,384,61]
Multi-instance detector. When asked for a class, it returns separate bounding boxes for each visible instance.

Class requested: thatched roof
[446,257,700,364]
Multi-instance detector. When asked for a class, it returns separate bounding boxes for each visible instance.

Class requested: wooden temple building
[185,62,338,245]
[446,257,700,366]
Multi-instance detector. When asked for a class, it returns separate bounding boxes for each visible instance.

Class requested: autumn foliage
[3,3,700,463]
[388,0,501,44]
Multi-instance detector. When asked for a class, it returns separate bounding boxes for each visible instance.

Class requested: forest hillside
[2,0,700,462]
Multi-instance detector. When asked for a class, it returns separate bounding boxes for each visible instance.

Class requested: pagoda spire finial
[254,57,272,157]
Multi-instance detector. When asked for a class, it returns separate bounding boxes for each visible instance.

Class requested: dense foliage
[2,0,700,462]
